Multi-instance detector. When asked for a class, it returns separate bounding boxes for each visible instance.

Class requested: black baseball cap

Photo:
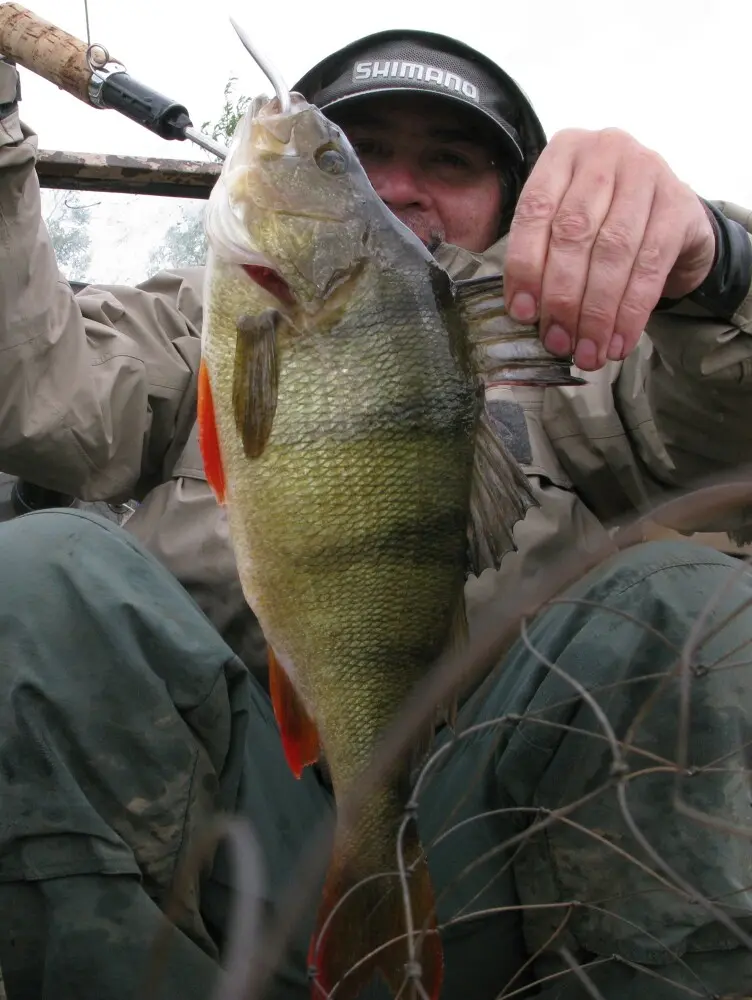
[293,30,547,181]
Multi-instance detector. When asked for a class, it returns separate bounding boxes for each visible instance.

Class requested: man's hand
[504,128,717,372]
[0,56,23,147]
[0,56,20,113]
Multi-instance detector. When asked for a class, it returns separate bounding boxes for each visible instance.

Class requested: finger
[504,133,579,323]
[537,151,621,360]
[610,185,688,357]
[573,162,658,368]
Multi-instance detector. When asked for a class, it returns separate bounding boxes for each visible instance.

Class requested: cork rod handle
[0,2,106,105]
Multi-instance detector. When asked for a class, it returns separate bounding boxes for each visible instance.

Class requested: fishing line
[228,17,290,113]
[82,0,91,48]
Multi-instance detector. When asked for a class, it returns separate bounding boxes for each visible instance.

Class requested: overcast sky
[10,0,752,282]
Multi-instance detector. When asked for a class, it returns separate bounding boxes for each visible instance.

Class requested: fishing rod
[0,2,229,160]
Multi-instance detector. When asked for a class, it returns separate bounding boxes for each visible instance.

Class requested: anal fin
[453,273,585,387]
[268,647,319,779]
[197,359,226,504]
[467,403,538,577]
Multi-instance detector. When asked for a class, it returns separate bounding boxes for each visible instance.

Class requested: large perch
[0,2,101,106]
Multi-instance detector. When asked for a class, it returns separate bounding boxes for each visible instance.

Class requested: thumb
[662,198,717,300]
[0,56,20,107]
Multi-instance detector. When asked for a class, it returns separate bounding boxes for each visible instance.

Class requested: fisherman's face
[330,94,504,253]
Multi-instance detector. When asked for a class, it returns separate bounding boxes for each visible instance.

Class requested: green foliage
[147,204,207,275]
[45,192,93,281]
[201,76,251,145]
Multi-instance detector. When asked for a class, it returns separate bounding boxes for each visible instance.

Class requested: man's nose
[367,160,432,209]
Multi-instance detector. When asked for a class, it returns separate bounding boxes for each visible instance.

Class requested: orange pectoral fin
[197,359,226,504]
[268,647,320,779]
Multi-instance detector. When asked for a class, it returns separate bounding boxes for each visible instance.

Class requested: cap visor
[319,87,525,166]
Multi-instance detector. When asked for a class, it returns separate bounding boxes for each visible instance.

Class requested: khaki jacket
[2,124,752,681]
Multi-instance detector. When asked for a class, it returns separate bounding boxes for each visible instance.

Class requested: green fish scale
[206,256,476,863]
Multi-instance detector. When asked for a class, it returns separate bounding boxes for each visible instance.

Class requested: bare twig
[557,946,608,1000]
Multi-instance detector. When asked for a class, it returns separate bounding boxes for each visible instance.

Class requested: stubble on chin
[391,209,445,250]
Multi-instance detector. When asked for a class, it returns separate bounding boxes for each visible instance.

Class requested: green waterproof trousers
[0,509,751,999]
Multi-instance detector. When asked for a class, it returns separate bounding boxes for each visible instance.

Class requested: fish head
[206,92,376,308]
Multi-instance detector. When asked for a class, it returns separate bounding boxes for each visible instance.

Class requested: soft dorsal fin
[268,647,320,779]
[197,359,226,504]
[466,403,538,578]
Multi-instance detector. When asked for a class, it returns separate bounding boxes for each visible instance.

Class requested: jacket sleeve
[613,200,752,539]
[0,120,204,503]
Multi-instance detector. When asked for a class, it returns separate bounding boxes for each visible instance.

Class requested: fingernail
[606,335,624,361]
[543,324,572,356]
[509,292,537,322]
[574,338,598,370]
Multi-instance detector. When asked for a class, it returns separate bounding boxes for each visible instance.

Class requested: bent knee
[577,538,751,619]
[611,538,741,576]
[0,508,146,593]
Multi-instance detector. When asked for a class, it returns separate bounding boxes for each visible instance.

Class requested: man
[0,28,751,1000]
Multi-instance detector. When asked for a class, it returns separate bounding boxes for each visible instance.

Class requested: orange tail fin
[197,359,226,504]
[308,820,443,1000]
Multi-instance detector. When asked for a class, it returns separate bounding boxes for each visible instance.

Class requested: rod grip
[101,73,191,139]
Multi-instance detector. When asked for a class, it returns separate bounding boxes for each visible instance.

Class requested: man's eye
[351,138,387,160]
[430,149,472,169]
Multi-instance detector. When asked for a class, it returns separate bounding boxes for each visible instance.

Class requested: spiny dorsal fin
[453,273,584,387]
[233,308,282,458]
[467,403,538,578]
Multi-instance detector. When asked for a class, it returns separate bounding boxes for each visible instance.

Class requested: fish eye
[315,144,348,175]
